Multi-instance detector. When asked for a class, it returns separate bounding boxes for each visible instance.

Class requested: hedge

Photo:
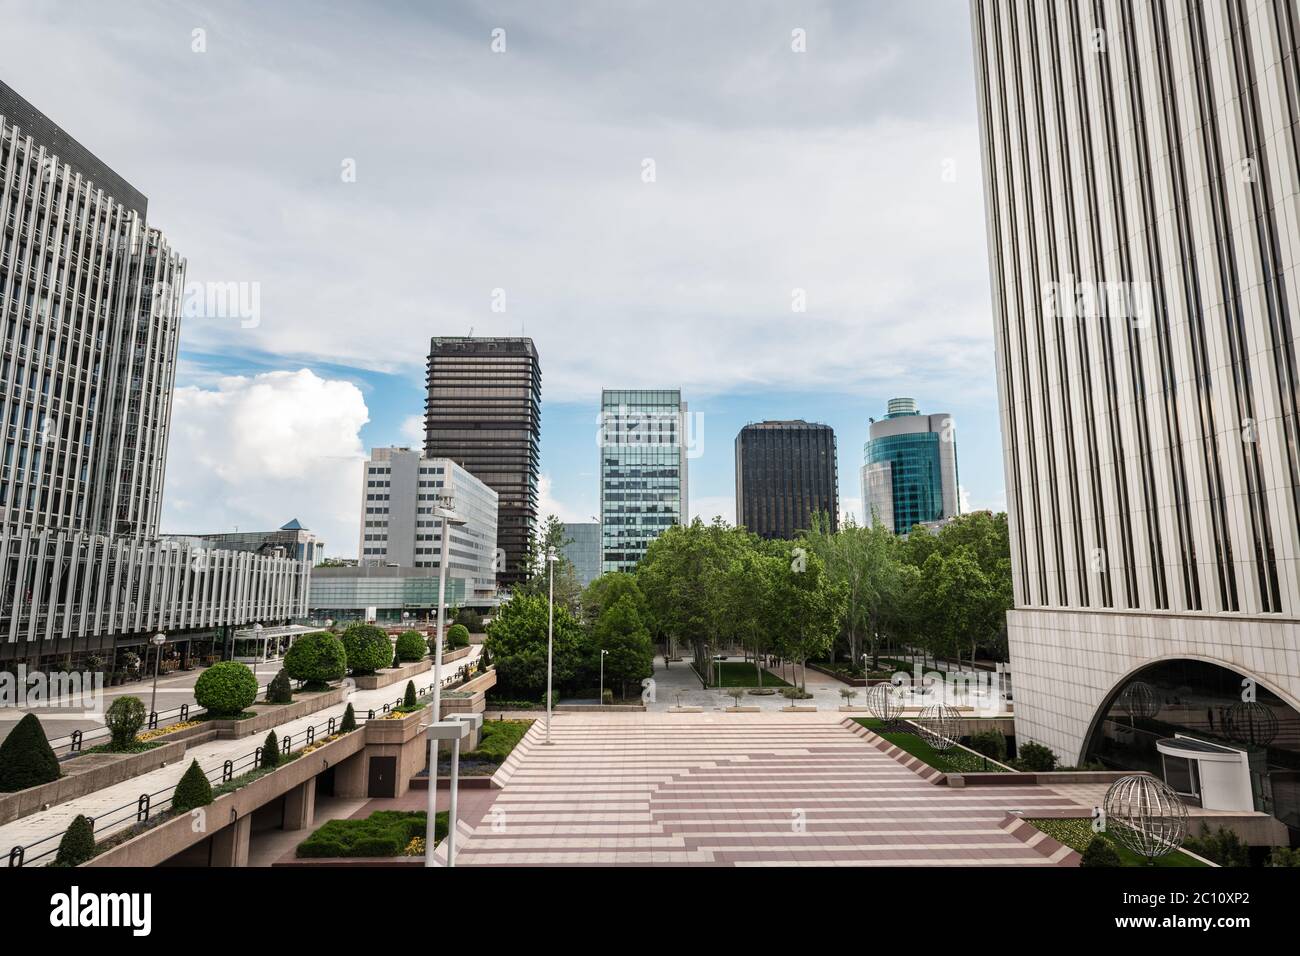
[194,661,259,717]
[296,810,447,858]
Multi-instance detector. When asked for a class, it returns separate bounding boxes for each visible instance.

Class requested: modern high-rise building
[560,521,601,588]
[599,389,689,573]
[425,337,539,590]
[170,519,326,566]
[861,398,959,534]
[0,81,308,666]
[972,0,1300,834]
[735,420,838,539]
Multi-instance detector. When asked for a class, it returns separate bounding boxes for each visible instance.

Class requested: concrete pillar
[209,815,251,867]
[283,780,316,831]
[334,751,367,798]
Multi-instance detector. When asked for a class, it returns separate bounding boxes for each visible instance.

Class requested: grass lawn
[695,661,792,688]
[852,718,1009,773]
[296,810,449,858]
[1026,817,1208,867]
[465,719,533,763]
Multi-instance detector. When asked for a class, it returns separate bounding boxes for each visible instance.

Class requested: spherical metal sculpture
[915,702,961,753]
[1103,774,1188,861]
[1118,680,1159,721]
[865,682,901,725]
[1226,700,1279,747]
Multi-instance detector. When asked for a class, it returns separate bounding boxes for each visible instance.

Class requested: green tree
[579,572,646,625]
[105,695,147,749]
[403,680,417,708]
[485,591,584,701]
[516,514,583,610]
[266,668,293,704]
[590,595,655,699]
[340,703,357,733]
[261,731,280,768]
[771,547,846,691]
[340,623,392,675]
[172,759,214,813]
[283,632,347,687]
[0,713,61,792]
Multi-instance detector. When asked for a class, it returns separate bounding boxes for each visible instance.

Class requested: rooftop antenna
[468,326,474,337]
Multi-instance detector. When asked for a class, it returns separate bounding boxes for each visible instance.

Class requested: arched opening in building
[1083,658,1300,837]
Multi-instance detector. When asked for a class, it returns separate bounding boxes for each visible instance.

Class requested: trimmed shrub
[340,623,392,676]
[105,695,147,749]
[0,713,61,792]
[172,759,213,813]
[446,623,471,650]
[1015,741,1058,772]
[1080,834,1121,867]
[194,661,258,717]
[340,703,357,733]
[403,681,417,708]
[395,630,427,662]
[266,668,293,704]
[54,814,96,867]
[261,731,280,769]
[392,647,401,669]
[296,810,444,858]
[283,632,346,687]
[969,728,1008,762]
[1185,824,1250,867]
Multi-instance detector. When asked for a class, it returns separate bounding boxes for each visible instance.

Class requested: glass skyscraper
[560,521,601,587]
[599,389,688,573]
[861,398,959,534]
[735,420,838,540]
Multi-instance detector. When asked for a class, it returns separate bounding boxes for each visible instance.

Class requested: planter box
[669,706,703,713]
[86,730,365,867]
[208,685,348,740]
[838,706,870,713]
[725,706,761,713]
[555,703,646,712]
[781,705,818,712]
[0,738,190,826]
[354,658,432,690]
[439,669,496,719]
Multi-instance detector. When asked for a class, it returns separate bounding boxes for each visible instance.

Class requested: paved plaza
[450,712,1082,866]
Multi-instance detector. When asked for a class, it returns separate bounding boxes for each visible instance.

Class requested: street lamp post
[545,547,557,744]
[252,623,263,682]
[149,632,166,719]
[599,648,609,706]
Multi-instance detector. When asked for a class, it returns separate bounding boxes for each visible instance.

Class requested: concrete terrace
[450,712,1082,866]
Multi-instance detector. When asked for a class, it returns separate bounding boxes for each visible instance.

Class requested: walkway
[450,712,1081,866]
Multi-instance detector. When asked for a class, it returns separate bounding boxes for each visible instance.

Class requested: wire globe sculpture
[915,702,962,753]
[865,682,901,726]
[1226,700,1278,747]
[1118,680,1159,721]
[1103,774,1189,861]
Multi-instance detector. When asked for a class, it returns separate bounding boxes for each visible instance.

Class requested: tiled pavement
[451,712,1083,866]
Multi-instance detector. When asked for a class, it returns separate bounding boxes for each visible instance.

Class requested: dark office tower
[425,337,540,588]
[735,421,838,540]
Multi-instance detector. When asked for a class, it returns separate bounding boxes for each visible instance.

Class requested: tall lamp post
[599,648,609,706]
[545,547,557,744]
[149,632,166,719]
[251,623,263,682]
[425,500,466,866]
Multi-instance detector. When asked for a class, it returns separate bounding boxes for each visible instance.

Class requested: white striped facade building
[971,0,1300,806]
[0,80,307,664]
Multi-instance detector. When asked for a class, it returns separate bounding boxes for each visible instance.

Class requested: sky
[2,0,1004,556]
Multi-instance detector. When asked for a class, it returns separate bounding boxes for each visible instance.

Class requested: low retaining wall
[208,685,348,740]
[439,669,496,718]
[354,659,432,690]
[0,738,191,826]
[555,703,646,712]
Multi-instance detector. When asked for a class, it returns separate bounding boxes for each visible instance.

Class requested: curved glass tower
[860,398,958,534]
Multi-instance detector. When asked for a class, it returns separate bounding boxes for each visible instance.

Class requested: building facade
[425,336,539,590]
[972,0,1300,832]
[356,446,498,604]
[735,420,838,539]
[0,82,307,666]
[171,519,325,566]
[861,398,959,534]
[561,521,601,588]
[599,389,689,573]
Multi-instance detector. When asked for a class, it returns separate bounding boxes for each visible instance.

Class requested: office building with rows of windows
[0,80,308,666]
[861,398,959,534]
[599,389,689,573]
[735,420,838,540]
[972,0,1300,836]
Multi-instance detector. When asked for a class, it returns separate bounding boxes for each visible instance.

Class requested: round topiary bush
[969,728,1008,762]
[0,713,61,792]
[283,632,346,688]
[446,624,470,650]
[194,661,258,718]
[395,630,426,662]
[1015,741,1059,772]
[341,623,393,676]
[172,759,213,813]
[54,814,96,867]
[105,695,147,749]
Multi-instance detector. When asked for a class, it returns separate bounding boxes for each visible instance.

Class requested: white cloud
[161,369,369,557]
[839,497,863,527]
[399,414,425,446]
[690,495,735,526]
[537,474,593,525]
